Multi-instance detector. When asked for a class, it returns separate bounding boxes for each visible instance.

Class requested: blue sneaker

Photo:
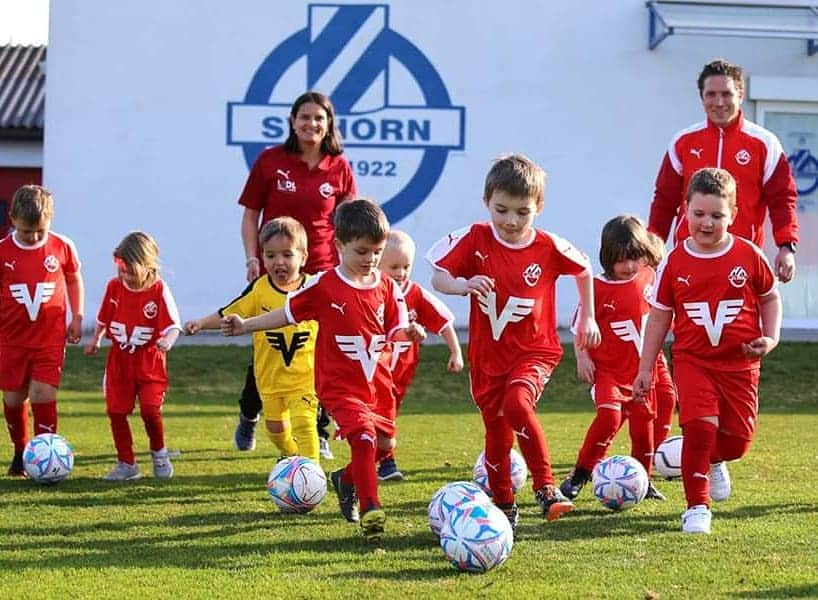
[233,414,258,451]
[330,469,359,523]
[377,458,404,482]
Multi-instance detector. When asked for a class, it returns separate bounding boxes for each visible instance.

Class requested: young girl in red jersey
[1,185,84,477]
[635,168,782,534]
[428,154,601,533]
[375,230,463,481]
[560,215,674,501]
[85,232,182,480]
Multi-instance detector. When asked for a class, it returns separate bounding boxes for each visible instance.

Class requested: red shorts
[323,395,395,440]
[104,370,167,414]
[592,374,656,418]
[674,360,760,441]
[0,345,65,390]
[470,360,554,419]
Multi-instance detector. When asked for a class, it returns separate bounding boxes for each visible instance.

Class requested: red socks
[346,428,380,512]
[4,401,29,452]
[31,401,57,436]
[108,412,135,464]
[502,384,555,491]
[681,419,717,508]
[482,412,514,504]
[140,405,166,452]
[576,407,621,471]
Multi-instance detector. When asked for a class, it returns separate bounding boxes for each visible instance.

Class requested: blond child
[222,199,426,541]
[375,230,463,481]
[1,185,84,477]
[185,217,320,462]
[85,232,181,480]
[427,154,601,534]
[635,168,782,534]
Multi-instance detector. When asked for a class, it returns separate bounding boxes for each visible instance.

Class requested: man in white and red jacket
[649,59,799,283]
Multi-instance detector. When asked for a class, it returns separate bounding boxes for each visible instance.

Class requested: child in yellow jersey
[185,217,320,462]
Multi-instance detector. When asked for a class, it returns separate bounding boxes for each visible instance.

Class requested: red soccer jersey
[385,280,454,398]
[428,223,590,376]
[572,267,654,382]
[285,267,408,406]
[652,235,776,371]
[0,231,81,349]
[238,145,357,273]
[96,278,182,383]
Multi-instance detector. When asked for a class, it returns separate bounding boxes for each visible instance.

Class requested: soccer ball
[266,456,327,513]
[427,480,492,537]
[22,433,74,484]
[439,501,513,573]
[592,455,649,511]
[653,435,683,480]
[473,448,528,497]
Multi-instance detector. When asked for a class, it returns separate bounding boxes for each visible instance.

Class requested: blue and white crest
[227,3,466,222]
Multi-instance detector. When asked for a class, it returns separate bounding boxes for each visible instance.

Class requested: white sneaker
[319,438,334,460]
[709,461,731,502]
[151,449,174,479]
[103,461,142,481]
[681,505,712,534]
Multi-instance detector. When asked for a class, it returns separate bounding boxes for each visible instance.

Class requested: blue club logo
[227,4,466,222]
[789,148,818,200]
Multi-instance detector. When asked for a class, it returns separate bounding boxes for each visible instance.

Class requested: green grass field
[1,343,817,599]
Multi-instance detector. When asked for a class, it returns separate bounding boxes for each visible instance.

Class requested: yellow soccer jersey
[220,275,317,398]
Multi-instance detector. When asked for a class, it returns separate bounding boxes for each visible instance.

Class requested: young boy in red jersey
[635,168,782,535]
[375,230,463,481]
[222,199,426,541]
[85,231,182,480]
[427,154,601,532]
[0,185,84,476]
[560,216,672,501]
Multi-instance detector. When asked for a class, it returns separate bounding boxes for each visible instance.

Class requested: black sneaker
[535,485,575,522]
[645,482,666,501]
[7,451,27,478]
[377,458,404,482]
[559,466,591,500]
[330,468,359,523]
[496,502,519,538]
[233,413,258,451]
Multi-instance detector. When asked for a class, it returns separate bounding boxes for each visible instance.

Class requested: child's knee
[377,433,395,451]
[266,420,287,434]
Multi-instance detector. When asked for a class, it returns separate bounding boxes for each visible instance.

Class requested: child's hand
[575,317,601,350]
[156,336,173,352]
[67,317,82,345]
[575,353,595,384]
[405,322,427,343]
[447,352,464,373]
[184,320,201,335]
[221,314,246,336]
[742,336,778,359]
[632,371,653,404]
[83,341,100,356]
[464,275,495,297]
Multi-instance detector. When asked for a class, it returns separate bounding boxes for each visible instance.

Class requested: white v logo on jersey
[9,282,56,321]
[683,300,743,346]
[476,292,535,341]
[335,334,387,382]
[609,315,647,354]
[109,322,155,353]
[389,340,414,371]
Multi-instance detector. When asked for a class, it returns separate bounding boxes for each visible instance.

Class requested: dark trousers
[239,359,330,439]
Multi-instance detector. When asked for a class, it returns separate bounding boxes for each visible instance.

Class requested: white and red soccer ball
[266,456,327,513]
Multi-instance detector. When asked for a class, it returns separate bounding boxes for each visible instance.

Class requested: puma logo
[3,261,14,270]
[677,275,691,286]
[603,301,616,311]
[276,169,291,179]
[474,250,488,262]
[330,302,346,315]
[690,148,703,158]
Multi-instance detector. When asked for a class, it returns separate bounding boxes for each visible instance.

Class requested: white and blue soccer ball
[266,456,327,513]
[22,433,74,484]
[473,448,528,497]
[428,480,492,537]
[439,501,513,573]
[653,435,683,480]
[592,455,649,511]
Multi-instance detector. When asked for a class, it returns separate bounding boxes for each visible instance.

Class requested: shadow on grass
[731,584,818,598]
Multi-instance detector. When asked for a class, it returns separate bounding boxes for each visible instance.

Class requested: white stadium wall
[44,1,818,328]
